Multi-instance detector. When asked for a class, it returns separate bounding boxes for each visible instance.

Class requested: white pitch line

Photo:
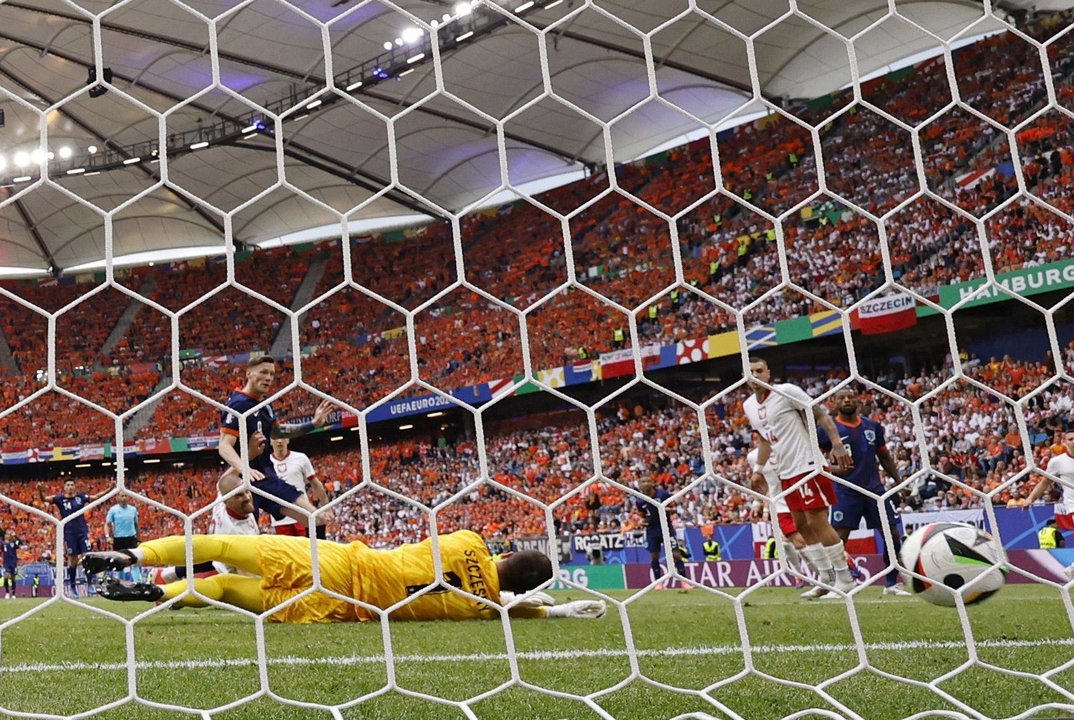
[2,637,1073,675]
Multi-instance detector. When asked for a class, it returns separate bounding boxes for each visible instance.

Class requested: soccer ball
[900,522,1007,606]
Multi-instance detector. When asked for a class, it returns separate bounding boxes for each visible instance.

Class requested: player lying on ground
[82,530,605,623]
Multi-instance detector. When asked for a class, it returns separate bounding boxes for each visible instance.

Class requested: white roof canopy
[0,0,1066,271]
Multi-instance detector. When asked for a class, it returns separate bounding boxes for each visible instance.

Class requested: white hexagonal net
[2,0,1074,718]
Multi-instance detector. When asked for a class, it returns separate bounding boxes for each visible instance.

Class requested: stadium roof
[0,0,1067,274]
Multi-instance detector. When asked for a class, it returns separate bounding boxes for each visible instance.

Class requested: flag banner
[857,292,917,335]
[536,367,566,389]
[1,451,30,465]
[564,361,596,385]
[956,167,995,189]
[598,345,661,380]
[809,310,844,337]
[676,337,709,365]
[935,258,1074,310]
[745,323,777,349]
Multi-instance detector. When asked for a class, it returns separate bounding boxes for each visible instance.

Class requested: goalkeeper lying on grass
[82,530,606,623]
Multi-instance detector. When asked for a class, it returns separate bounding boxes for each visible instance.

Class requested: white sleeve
[304,456,316,481]
[778,383,815,408]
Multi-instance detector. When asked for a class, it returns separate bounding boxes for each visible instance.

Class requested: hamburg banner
[856,292,917,335]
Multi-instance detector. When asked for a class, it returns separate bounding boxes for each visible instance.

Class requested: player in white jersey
[269,438,329,540]
[748,442,814,586]
[153,470,260,583]
[742,356,856,595]
[1021,431,1074,579]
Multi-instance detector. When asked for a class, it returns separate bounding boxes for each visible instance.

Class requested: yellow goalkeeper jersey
[351,530,502,621]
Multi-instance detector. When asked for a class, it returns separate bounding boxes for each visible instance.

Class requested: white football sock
[824,541,854,584]
[781,543,803,572]
[804,543,834,584]
[158,567,178,584]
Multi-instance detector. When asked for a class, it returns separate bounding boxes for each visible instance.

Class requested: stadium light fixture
[454,1,471,16]
[394,37,404,46]
[0,156,6,171]
[87,145,98,154]
[66,168,85,175]
[398,68,414,77]
[58,146,72,159]
[407,53,425,63]
[329,436,343,441]
[516,1,534,10]
[346,80,363,91]
[383,41,393,50]
[402,27,423,44]
[305,99,322,110]
[13,152,29,167]
[427,411,445,418]
[442,13,451,21]
[189,141,209,150]
[122,157,141,165]
[12,175,30,183]
[30,149,44,164]
[457,31,474,41]
[399,424,414,430]
[144,458,160,464]
[545,0,563,6]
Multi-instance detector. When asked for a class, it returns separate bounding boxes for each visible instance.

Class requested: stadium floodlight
[13,151,29,167]
[189,141,209,150]
[87,144,98,154]
[454,1,471,16]
[29,148,44,164]
[58,146,72,159]
[383,41,392,50]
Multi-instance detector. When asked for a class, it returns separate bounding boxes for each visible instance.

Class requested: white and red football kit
[744,383,835,512]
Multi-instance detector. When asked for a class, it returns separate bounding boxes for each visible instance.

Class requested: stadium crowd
[2,344,1072,562]
[0,15,1073,560]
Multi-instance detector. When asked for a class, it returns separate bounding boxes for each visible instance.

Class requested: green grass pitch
[0,585,1072,719]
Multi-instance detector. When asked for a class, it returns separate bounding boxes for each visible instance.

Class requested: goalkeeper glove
[546,599,606,619]
[499,590,556,608]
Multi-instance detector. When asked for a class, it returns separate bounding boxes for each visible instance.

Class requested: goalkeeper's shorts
[255,535,358,624]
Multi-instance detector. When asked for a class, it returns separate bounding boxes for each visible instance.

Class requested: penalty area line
[1,637,1073,674]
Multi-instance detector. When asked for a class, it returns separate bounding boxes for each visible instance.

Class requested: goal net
[0,1,1072,718]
